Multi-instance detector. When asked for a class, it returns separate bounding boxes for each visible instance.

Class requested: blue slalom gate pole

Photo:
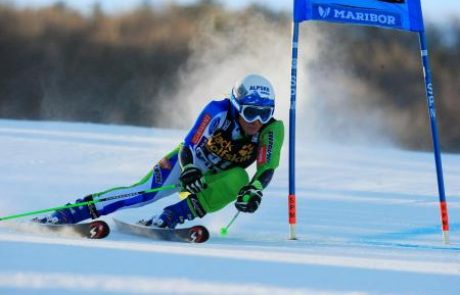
[288,21,300,240]
[418,31,450,244]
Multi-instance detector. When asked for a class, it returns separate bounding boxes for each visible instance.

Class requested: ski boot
[32,195,99,224]
[139,194,206,229]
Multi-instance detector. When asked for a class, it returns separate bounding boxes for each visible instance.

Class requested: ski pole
[220,211,240,236]
[0,184,179,222]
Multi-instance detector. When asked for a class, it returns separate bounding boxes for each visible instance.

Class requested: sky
[4,0,460,22]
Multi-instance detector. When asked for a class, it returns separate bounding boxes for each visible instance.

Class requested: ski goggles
[239,105,274,124]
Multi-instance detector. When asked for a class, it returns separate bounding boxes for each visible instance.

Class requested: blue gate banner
[294,0,424,32]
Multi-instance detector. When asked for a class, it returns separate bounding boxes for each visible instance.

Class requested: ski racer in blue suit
[35,74,285,229]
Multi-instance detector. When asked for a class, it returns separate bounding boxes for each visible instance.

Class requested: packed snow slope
[0,119,459,295]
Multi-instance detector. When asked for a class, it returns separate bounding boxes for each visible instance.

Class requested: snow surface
[0,119,459,295]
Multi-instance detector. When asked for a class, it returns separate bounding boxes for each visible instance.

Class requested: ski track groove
[0,232,459,276]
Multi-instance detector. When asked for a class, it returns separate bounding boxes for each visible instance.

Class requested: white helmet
[230,74,275,123]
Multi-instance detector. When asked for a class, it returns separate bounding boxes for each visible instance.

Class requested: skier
[35,74,284,229]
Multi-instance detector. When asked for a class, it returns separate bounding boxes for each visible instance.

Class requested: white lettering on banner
[332,9,396,26]
[318,6,331,18]
[355,12,365,21]
[315,4,400,28]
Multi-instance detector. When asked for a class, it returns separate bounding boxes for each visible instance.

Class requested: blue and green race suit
[90,98,284,218]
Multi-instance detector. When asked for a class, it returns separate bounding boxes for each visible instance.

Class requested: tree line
[0,2,458,151]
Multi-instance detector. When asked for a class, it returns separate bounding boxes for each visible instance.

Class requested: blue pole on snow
[418,31,449,243]
[288,21,300,240]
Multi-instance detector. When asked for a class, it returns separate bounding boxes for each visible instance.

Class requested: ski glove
[180,165,207,194]
[235,183,263,213]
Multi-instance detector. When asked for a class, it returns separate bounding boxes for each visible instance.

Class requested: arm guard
[179,145,194,169]
[251,120,284,189]
[253,169,274,189]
